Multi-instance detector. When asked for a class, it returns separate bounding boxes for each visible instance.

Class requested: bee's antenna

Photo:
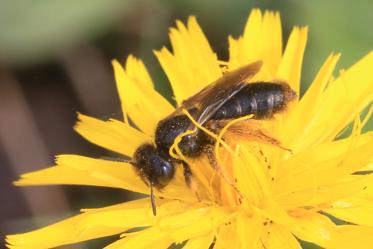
[100,156,132,163]
[150,184,157,216]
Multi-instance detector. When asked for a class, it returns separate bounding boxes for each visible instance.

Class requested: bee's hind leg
[254,130,292,153]
[181,161,200,201]
[204,145,242,198]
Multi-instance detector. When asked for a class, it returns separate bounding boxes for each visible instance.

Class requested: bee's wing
[207,119,291,151]
[170,60,263,125]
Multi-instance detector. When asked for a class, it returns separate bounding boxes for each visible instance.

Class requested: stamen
[181,109,233,153]
[214,115,255,200]
[169,128,195,161]
[214,114,254,165]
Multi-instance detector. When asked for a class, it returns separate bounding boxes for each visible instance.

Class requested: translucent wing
[169,61,263,125]
[206,119,291,151]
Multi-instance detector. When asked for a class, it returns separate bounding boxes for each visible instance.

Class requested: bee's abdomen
[212,82,289,120]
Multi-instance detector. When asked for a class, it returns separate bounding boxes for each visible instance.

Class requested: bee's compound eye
[157,159,175,186]
[149,155,175,187]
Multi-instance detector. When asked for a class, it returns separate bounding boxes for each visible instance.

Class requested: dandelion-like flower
[7,9,373,249]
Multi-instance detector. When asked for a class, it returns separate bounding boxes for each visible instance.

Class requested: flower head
[7,9,373,249]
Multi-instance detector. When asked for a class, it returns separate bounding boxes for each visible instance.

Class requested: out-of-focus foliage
[287,0,373,91]
[289,0,373,131]
[0,0,132,64]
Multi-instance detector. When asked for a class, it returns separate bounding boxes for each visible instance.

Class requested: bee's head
[133,144,175,189]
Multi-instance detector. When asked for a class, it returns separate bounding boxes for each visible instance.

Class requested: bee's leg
[204,145,242,198]
[238,128,292,153]
[181,161,193,188]
[100,156,132,162]
[150,184,157,216]
[204,144,218,169]
[181,161,200,201]
[215,118,292,153]
[204,144,231,175]
[255,130,292,153]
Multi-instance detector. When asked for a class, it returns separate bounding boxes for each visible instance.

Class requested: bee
[130,61,296,215]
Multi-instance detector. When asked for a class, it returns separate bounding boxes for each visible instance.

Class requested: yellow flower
[6,9,373,249]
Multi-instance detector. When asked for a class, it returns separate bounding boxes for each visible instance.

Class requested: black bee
[130,61,297,215]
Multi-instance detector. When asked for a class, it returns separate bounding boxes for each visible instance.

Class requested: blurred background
[1,0,372,248]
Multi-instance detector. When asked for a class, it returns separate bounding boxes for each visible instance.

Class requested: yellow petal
[106,227,172,249]
[276,26,308,95]
[233,146,262,205]
[261,11,282,75]
[294,212,373,249]
[253,199,300,233]
[107,206,229,249]
[15,155,147,191]
[235,145,271,204]
[78,200,191,235]
[236,213,263,249]
[282,53,341,148]
[275,133,373,199]
[277,131,373,180]
[242,9,263,61]
[6,199,151,249]
[358,179,373,199]
[325,197,373,227]
[332,225,373,249]
[6,199,197,249]
[154,48,186,104]
[112,58,174,135]
[75,113,148,157]
[15,155,196,202]
[155,16,221,104]
[261,224,301,249]
[228,35,245,69]
[185,233,214,249]
[297,51,373,147]
[293,212,336,248]
[124,55,153,89]
[159,206,228,243]
[214,223,241,249]
[277,175,373,208]
[241,9,282,76]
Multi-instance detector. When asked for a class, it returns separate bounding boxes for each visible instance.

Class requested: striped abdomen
[211,82,296,120]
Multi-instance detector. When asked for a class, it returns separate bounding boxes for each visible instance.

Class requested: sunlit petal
[296,52,373,148]
[75,113,148,157]
[155,16,221,104]
[15,155,196,202]
[276,26,308,94]
[112,58,174,135]
[6,199,149,249]
[106,206,229,249]
[325,196,373,227]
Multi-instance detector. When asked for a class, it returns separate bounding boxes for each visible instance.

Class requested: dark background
[1,0,372,248]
